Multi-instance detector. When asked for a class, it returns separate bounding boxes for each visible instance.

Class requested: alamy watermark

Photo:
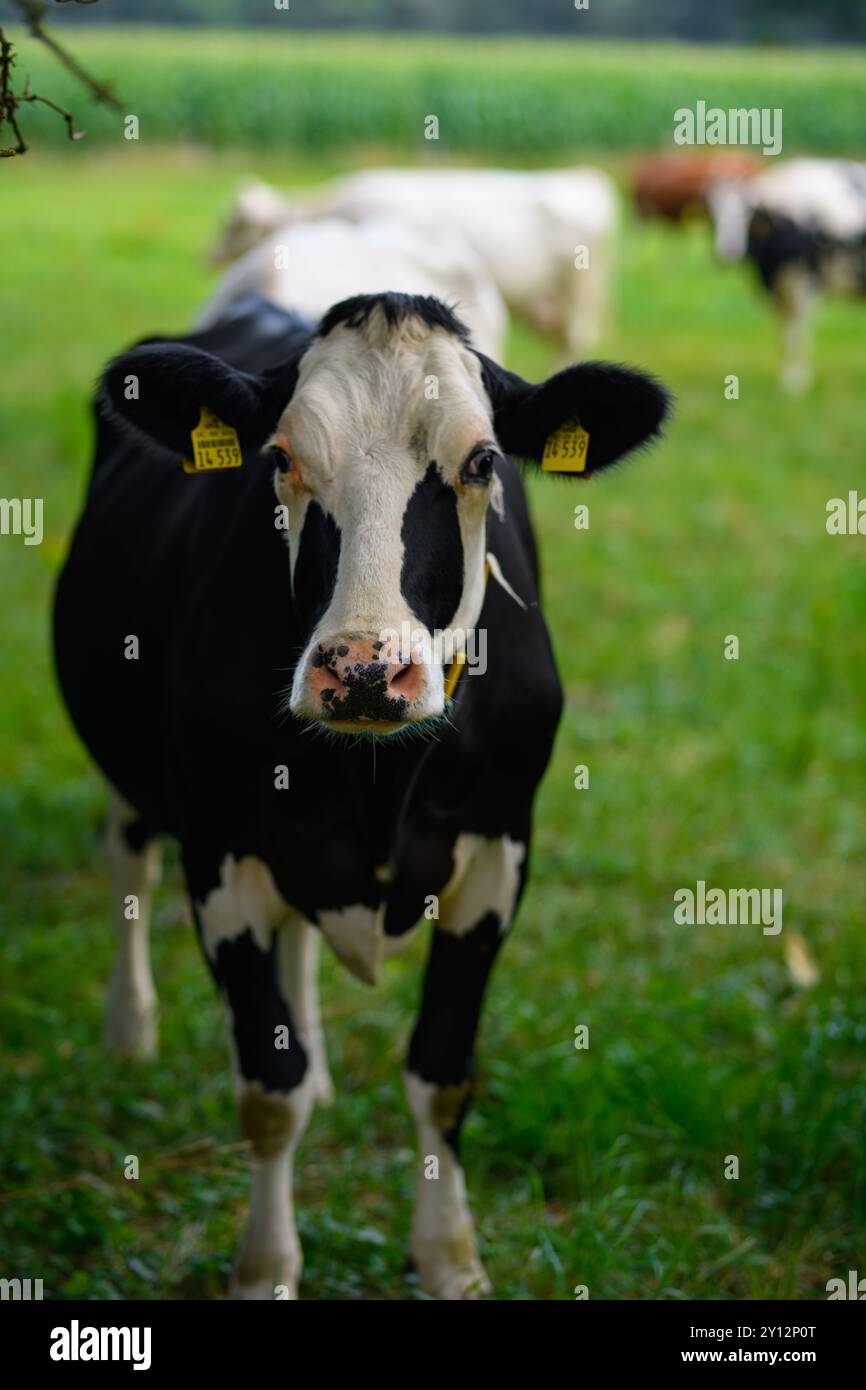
[674,101,782,157]
[49,1320,151,1370]
[674,880,783,935]
[378,623,488,676]
[826,1270,866,1299]
[0,497,43,545]
[0,1276,43,1299]
[826,491,866,534]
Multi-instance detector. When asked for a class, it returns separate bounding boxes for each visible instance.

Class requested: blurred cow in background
[201,213,507,359]
[211,166,618,356]
[210,181,298,266]
[708,158,866,392]
[632,152,761,223]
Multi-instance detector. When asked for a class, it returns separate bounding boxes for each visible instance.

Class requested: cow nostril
[389,664,412,688]
[313,665,342,697]
[387,662,425,702]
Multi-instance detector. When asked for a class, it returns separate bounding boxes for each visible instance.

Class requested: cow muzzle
[296,633,439,733]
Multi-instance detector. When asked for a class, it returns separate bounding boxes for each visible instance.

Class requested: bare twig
[12,1,122,111]
[1,1,123,158]
[0,28,28,155]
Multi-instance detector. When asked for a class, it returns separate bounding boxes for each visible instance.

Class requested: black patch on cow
[747,210,820,291]
[400,461,463,631]
[408,910,503,1150]
[122,817,158,855]
[292,502,341,637]
[747,208,866,295]
[318,292,470,345]
[214,927,308,1091]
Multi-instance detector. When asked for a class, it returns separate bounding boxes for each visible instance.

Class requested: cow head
[102,293,670,738]
[707,180,756,262]
[208,181,293,266]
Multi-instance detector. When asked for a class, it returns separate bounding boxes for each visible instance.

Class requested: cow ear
[100,342,296,459]
[477,355,672,475]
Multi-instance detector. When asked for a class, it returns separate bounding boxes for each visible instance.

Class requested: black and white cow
[54,291,670,1299]
[709,158,866,392]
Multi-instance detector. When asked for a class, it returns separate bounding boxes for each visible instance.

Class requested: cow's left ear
[100,342,301,460]
[477,355,672,475]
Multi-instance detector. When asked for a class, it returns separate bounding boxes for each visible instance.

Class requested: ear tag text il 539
[183,406,243,474]
[541,419,590,474]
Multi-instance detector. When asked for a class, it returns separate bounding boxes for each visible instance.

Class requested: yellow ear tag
[541,419,590,474]
[183,406,243,474]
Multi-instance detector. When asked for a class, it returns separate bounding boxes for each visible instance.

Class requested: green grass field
[4,27,866,157]
[1,126,865,1297]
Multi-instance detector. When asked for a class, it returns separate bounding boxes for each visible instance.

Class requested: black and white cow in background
[708,158,866,393]
[54,291,670,1299]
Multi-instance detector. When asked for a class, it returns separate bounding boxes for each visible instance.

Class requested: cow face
[269,299,503,735]
[101,293,670,739]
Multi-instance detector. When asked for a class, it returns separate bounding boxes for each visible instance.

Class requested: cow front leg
[104,790,161,1058]
[279,916,334,1106]
[405,832,526,1300]
[193,855,315,1300]
[774,265,815,395]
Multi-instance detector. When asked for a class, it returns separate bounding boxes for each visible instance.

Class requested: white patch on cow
[318,900,418,986]
[196,853,287,958]
[276,308,497,724]
[198,213,506,359]
[438,833,526,937]
[404,1074,490,1300]
[103,789,161,1058]
[277,916,333,1106]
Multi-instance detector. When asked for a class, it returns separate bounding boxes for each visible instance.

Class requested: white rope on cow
[485,550,528,610]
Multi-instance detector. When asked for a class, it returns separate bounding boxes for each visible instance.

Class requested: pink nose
[307,635,425,723]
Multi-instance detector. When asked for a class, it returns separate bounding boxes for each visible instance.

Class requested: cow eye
[267,444,294,474]
[462,447,498,484]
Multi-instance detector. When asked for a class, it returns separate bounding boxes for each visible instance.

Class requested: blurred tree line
[1,0,864,43]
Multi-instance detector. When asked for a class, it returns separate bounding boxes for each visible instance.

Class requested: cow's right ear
[476,352,671,475]
[100,343,297,459]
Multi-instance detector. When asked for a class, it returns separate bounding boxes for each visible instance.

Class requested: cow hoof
[230,1274,298,1301]
[413,1237,491,1300]
[781,363,811,396]
[419,1261,492,1300]
[105,1000,158,1059]
[312,1070,335,1107]
[231,1239,301,1301]
[435,1264,492,1300]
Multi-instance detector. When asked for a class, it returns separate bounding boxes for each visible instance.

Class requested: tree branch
[0,2,122,157]
[11,0,123,112]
